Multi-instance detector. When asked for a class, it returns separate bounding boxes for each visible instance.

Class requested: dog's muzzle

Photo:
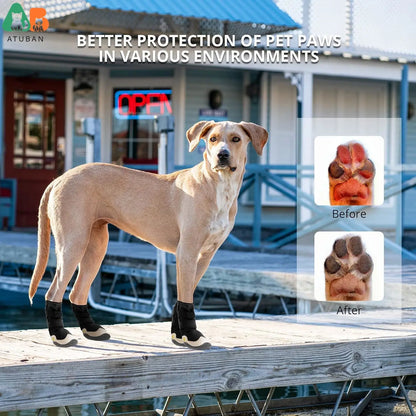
[216,149,237,172]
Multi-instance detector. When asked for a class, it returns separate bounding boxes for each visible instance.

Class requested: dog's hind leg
[69,222,110,341]
[45,233,89,347]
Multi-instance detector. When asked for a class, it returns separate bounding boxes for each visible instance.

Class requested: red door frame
[4,76,65,227]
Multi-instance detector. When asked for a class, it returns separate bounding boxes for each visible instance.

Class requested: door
[4,77,65,227]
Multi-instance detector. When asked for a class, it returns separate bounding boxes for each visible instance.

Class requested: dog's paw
[328,142,375,205]
[325,235,373,301]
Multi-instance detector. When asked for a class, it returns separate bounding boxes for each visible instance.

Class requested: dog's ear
[239,121,268,156]
[187,120,216,152]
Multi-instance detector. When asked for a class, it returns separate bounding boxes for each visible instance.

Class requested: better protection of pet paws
[325,235,373,301]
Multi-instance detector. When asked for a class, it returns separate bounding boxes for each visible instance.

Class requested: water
[0,299,124,331]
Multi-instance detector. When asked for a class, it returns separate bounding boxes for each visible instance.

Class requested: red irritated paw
[328,142,375,205]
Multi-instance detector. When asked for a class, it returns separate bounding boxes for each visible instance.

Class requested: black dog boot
[45,300,77,347]
[177,301,211,349]
[72,303,110,341]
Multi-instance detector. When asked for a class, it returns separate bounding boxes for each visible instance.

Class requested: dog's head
[186,121,268,173]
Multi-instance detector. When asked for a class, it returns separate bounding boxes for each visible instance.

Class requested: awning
[51,0,300,37]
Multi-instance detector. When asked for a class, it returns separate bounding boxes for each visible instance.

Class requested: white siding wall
[312,77,396,229]
[267,73,297,206]
[267,75,394,228]
[269,74,297,166]
[404,83,416,227]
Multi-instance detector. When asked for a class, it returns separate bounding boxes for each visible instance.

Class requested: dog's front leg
[175,244,197,304]
[172,241,211,349]
[193,249,220,291]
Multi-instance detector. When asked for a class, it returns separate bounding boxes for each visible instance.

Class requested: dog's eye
[209,137,217,142]
[232,137,241,143]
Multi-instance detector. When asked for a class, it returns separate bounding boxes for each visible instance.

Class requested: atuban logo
[2,2,49,32]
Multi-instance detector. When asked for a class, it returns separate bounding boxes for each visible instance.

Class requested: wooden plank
[1,335,416,412]
[1,312,416,365]
[1,314,416,411]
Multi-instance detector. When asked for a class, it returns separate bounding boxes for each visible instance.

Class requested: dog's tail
[29,183,53,304]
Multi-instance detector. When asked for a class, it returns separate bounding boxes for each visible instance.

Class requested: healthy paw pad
[325,235,373,301]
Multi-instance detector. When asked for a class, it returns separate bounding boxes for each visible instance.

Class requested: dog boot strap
[177,301,197,330]
[72,303,100,331]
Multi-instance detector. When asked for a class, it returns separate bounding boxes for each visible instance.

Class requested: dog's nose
[218,149,230,161]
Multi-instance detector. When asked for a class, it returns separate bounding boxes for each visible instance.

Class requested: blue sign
[199,108,228,121]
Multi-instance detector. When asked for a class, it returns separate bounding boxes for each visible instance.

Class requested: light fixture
[408,102,414,120]
[209,90,222,110]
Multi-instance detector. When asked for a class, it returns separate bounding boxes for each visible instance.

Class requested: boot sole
[181,335,212,350]
[51,334,78,347]
[82,327,111,341]
[171,333,184,346]
[183,339,212,350]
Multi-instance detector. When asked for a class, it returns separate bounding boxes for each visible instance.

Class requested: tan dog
[29,120,268,348]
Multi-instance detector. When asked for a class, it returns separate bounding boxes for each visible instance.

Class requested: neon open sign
[115,89,172,119]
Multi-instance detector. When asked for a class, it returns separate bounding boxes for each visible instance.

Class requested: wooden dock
[1,310,416,412]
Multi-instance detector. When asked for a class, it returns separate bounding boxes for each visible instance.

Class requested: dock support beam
[401,65,409,167]
[331,380,348,416]
[401,64,409,249]
[396,376,416,416]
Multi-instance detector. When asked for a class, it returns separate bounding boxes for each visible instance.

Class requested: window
[12,89,56,170]
[111,88,172,165]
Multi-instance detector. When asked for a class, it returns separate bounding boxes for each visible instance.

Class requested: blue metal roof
[87,0,299,30]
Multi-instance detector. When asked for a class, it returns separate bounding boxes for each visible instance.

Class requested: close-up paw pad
[325,235,373,301]
[328,142,375,206]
